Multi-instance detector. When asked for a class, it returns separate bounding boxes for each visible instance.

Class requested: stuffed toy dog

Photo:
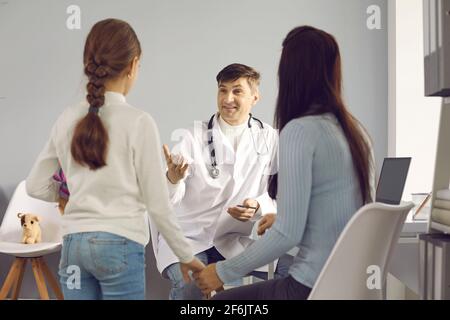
[17,213,42,244]
[53,168,69,214]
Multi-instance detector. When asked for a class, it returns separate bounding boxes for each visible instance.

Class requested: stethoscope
[207,113,269,179]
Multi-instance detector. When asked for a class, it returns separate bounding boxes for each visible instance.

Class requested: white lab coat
[150,115,278,274]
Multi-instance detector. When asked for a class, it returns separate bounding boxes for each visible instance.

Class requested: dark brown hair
[71,19,142,170]
[268,26,373,204]
[216,63,260,91]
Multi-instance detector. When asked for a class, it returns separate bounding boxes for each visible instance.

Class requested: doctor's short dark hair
[216,63,261,91]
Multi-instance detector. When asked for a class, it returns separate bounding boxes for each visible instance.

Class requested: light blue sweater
[216,114,372,288]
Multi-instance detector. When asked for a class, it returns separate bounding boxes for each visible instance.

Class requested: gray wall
[0,0,388,299]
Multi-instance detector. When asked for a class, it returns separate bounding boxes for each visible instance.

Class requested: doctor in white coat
[152,63,288,300]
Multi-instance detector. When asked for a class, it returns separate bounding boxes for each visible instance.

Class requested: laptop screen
[376,158,411,205]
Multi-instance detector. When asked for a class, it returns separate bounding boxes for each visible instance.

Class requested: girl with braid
[26,18,204,300]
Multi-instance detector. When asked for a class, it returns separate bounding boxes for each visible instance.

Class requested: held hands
[163,144,189,184]
[227,198,260,222]
[257,213,276,236]
[180,257,206,283]
[193,263,224,296]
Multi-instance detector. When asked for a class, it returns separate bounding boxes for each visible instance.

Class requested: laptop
[375,157,412,205]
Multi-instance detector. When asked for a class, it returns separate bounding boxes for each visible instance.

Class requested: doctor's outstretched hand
[180,257,206,284]
[193,263,224,296]
[227,198,260,222]
[163,144,189,184]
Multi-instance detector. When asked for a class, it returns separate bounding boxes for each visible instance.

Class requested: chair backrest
[0,181,62,243]
[308,202,414,300]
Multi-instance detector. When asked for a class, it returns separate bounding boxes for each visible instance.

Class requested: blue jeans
[58,232,145,300]
[163,247,292,300]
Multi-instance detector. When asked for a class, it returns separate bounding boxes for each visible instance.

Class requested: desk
[388,211,428,295]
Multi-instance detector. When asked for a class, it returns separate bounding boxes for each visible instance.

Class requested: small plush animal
[17,213,42,244]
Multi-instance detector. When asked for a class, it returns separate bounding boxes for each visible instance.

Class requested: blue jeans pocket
[88,234,128,276]
[59,235,71,271]
[164,263,184,287]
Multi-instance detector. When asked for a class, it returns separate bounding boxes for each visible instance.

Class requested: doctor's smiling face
[216,64,260,126]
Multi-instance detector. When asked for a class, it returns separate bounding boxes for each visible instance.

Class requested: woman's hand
[193,263,224,296]
[257,213,276,236]
[180,257,205,283]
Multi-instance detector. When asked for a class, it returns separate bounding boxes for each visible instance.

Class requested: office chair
[0,181,63,300]
[308,202,414,300]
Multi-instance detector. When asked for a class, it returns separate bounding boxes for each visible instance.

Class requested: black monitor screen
[376,158,411,205]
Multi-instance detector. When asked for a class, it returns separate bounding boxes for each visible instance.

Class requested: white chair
[308,202,414,300]
[0,180,64,300]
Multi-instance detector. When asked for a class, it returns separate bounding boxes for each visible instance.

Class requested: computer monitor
[375,158,412,205]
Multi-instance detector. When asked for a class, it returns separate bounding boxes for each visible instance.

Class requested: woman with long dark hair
[26,19,203,300]
[194,25,374,300]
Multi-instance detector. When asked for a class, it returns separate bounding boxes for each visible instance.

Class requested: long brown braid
[71,19,141,170]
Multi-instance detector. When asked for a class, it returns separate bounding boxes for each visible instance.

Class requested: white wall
[394,0,441,200]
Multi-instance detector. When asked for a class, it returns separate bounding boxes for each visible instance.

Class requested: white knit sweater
[26,91,194,263]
